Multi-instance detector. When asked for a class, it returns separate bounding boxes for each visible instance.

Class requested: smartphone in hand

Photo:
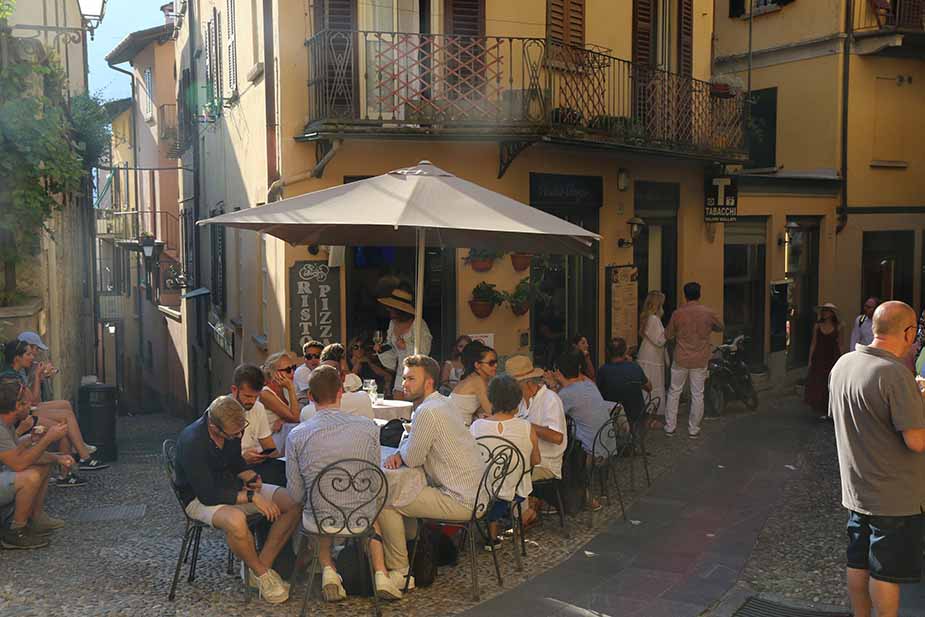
[260,447,277,456]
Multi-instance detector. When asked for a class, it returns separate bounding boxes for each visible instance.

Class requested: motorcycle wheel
[705,381,725,417]
[740,377,759,410]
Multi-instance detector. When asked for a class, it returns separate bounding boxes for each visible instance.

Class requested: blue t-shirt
[597,361,648,422]
[558,380,615,454]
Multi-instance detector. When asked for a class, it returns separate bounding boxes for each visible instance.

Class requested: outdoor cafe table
[373,399,413,422]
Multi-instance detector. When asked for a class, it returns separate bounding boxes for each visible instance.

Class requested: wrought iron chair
[589,413,628,520]
[628,396,660,488]
[405,439,519,602]
[475,435,528,564]
[161,439,263,602]
[530,415,577,536]
[291,458,388,617]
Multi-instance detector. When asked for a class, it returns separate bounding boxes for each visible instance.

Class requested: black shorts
[846,511,924,583]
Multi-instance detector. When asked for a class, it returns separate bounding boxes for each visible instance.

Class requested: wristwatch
[247,489,254,503]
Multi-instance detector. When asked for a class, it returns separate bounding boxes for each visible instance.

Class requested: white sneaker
[242,564,290,592]
[388,568,415,591]
[374,571,403,600]
[255,568,289,604]
[85,444,98,455]
[321,566,346,602]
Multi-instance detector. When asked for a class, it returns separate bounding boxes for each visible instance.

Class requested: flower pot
[510,302,529,316]
[710,83,735,99]
[469,300,495,319]
[510,253,532,272]
[468,258,494,273]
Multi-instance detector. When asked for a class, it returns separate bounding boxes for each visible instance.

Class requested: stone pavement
[461,395,813,617]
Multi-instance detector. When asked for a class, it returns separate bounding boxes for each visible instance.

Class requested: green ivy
[0,2,15,20]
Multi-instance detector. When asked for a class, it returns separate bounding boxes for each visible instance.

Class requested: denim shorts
[846,510,924,583]
[0,470,16,506]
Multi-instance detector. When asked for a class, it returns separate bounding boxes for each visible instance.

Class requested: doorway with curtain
[786,217,820,370]
[724,218,767,370]
[633,181,680,323]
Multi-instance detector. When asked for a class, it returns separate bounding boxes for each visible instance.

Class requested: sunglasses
[279,365,297,373]
[304,353,320,360]
[213,419,249,439]
[479,359,499,367]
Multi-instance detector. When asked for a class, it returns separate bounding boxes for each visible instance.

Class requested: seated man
[286,365,402,601]
[293,340,323,407]
[556,350,617,455]
[596,338,652,424]
[381,355,486,588]
[174,395,301,604]
[231,363,286,487]
[0,376,72,549]
[507,355,567,483]
[300,361,374,422]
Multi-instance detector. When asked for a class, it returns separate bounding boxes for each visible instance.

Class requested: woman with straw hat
[374,286,432,399]
[805,302,843,420]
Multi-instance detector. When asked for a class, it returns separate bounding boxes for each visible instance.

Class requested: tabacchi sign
[704,176,738,223]
[289,261,341,351]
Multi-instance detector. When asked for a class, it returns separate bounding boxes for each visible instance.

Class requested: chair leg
[553,483,569,539]
[612,464,627,521]
[404,520,421,594]
[514,502,526,563]
[188,526,203,583]
[300,549,319,617]
[168,524,193,601]
[641,439,651,487]
[290,532,307,587]
[226,547,235,575]
[467,522,481,602]
[365,536,383,617]
[484,520,503,588]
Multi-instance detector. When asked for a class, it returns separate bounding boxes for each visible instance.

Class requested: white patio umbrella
[199,161,600,351]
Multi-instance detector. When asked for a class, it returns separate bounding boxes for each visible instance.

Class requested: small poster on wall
[289,261,342,351]
[605,265,639,351]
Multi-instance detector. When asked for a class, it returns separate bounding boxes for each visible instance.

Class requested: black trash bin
[78,383,118,462]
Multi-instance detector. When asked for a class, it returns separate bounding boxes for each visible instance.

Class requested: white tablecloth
[381,446,425,507]
[373,399,413,422]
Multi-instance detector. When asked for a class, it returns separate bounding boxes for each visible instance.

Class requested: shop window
[724,218,767,370]
[748,87,777,169]
[862,230,914,306]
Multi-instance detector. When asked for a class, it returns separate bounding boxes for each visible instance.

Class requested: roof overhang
[105,24,172,65]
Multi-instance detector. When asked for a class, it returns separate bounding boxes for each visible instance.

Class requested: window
[260,233,270,336]
[211,206,227,313]
[204,10,223,112]
[226,0,238,94]
[863,231,915,306]
[748,87,777,169]
[143,68,154,119]
[548,0,585,47]
[729,0,745,17]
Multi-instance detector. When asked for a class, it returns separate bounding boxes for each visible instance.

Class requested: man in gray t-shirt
[830,301,925,617]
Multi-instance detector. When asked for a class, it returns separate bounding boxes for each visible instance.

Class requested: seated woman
[439,335,471,396]
[449,341,497,427]
[259,352,302,455]
[470,374,541,548]
[347,334,392,395]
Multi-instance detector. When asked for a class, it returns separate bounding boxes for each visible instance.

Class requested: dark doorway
[724,218,767,370]
[862,230,915,307]
[633,181,680,322]
[786,217,820,370]
[529,173,602,369]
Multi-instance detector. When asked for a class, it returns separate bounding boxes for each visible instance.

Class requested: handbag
[334,539,374,597]
[405,523,440,587]
[379,418,405,448]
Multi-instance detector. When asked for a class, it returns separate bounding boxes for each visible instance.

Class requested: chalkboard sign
[289,262,341,351]
[605,265,640,351]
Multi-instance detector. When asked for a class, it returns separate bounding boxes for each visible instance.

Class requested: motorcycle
[704,334,759,417]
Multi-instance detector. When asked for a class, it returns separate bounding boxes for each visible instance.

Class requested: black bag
[379,418,406,448]
[405,523,439,587]
[560,438,588,516]
[334,539,374,597]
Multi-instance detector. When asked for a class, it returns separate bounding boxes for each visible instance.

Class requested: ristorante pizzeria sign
[289,261,341,350]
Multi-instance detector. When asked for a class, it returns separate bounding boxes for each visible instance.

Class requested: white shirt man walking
[849,297,879,350]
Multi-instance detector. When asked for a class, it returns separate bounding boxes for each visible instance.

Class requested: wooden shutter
[567,0,585,47]
[325,0,356,30]
[548,0,584,46]
[678,0,693,76]
[446,0,485,37]
[204,20,213,106]
[214,7,223,104]
[227,0,237,93]
[632,0,655,67]
[549,0,566,44]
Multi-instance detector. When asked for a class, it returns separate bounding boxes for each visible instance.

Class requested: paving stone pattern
[0,405,730,617]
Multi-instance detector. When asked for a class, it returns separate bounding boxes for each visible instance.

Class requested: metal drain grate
[733,598,850,617]
[71,504,147,523]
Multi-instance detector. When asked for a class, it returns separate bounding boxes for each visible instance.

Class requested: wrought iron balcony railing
[855,0,924,33]
[304,30,746,159]
[95,208,180,254]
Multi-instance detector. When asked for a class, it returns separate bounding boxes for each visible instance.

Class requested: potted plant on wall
[464,249,505,272]
[469,281,504,319]
[509,252,533,272]
[710,74,744,99]
[503,277,550,316]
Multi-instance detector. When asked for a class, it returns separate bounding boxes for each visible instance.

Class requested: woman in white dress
[637,291,669,420]
[449,341,497,426]
[374,288,432,400]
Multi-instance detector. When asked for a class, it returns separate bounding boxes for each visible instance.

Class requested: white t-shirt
[470,417,534,500]
[301,391,375,422]
[241,399,273,452]
[517,385,567,479]
[293,364,312,396]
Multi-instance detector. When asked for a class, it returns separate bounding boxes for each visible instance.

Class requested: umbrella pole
[414,228,425,354]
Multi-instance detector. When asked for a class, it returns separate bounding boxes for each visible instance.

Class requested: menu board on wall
[605,265,639,350]
[289,262,341,351]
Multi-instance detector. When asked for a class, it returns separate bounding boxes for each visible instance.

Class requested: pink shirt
[666,301,723,369]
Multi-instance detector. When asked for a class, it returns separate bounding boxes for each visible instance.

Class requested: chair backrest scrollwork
[308,458,388,536]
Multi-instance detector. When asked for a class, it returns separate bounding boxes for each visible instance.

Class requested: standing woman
[449,341,497,426]
[637,291,669,419]
[570,334,596,381]
[805,303,842,420]
[259,351,302,453]
[374,288,432,399]
[440,335,472,394]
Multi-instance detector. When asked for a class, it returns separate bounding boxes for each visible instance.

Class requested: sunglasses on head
[304,353,320,360]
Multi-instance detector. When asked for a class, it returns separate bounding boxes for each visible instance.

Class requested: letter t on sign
[713,177,731,207]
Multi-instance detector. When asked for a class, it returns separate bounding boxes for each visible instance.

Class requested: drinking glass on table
[363,379,378,403]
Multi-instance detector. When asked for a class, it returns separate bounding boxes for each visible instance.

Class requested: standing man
[293,340,323,406]
[850,297,879,351]
[831,301,925,617]
[664,282,723,438]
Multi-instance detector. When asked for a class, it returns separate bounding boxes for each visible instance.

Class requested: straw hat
[377,288,416,315]
[505,355,545,381]
[343,373,363,393]
[816,302,840,317]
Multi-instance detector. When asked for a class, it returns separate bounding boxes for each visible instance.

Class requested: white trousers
[665,366,707,435]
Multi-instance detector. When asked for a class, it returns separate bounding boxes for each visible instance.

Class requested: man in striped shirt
[381,355,485,588]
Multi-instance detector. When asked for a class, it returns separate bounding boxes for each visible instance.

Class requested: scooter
[704,335,759,417]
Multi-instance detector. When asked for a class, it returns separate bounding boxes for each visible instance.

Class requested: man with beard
[231,363,285,486]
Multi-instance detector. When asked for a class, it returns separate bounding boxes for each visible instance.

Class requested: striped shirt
[285,409,381,533]
[399,392,485,507]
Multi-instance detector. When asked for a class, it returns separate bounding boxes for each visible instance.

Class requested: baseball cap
[18,331,48,351]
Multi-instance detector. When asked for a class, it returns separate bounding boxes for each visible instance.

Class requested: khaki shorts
[184,483,280,527]
[532,466,558,482]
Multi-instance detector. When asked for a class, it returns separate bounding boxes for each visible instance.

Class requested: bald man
[830,301,925,617]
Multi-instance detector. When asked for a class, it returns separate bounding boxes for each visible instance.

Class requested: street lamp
[617,216,646,248]
[777,221,800,247]
[138,234,163,284]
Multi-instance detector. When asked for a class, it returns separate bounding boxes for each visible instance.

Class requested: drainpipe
[266,140,341,202]
[837,0,853,234]
[108,63,140,217]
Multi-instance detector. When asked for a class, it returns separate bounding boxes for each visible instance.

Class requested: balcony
[301,31,746,167]
[95,208,180,255]
[157,104,186,159]
[854,0,925,54]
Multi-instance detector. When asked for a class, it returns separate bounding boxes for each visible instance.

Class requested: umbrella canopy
[198,161,600,256]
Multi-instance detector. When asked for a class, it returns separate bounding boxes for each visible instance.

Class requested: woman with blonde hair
[637,291,669,419]
[259,351,302,453]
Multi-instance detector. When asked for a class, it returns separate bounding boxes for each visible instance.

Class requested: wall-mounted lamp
[106,323,116,335]
[777,221,800,247]
[618,216,646,248]
[617,168,630,192]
